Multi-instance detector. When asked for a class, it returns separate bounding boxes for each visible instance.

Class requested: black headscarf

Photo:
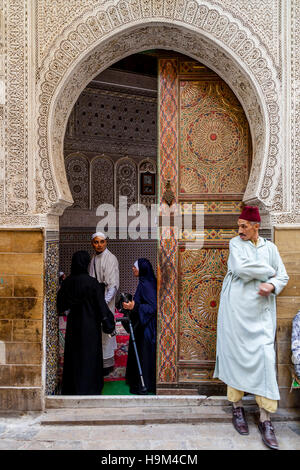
[70,250,91,275]
[58,251,93,311]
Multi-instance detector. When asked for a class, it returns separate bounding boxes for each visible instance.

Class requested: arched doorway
[53,50,252,396]
[40,15,281,399]
[58,53,159,393]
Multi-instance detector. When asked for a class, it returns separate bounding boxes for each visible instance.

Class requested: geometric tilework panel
[66,87,157,155]
[179,80,250,195]
[178,248,229,366]
[45,239,59,395]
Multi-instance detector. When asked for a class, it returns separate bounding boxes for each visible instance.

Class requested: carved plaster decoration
[91,155,114,209]
[36,0,100,70]
[0,215,41,227]
[139,159,156,174]
[0,5,4,214]
[272,168,284,213]
[270,0,299,223]
[36,1,281,71]
[208,0,281,68]
[4,0,28,215]
[268,0,300,226]
[0,106,4,213]
[65,153,89,209]
[291,0,300,216]
[115,156,137,207]
[3,0,299,227]
[37,4,281,218]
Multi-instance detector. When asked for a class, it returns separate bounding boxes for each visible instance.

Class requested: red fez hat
[239,206,261,222]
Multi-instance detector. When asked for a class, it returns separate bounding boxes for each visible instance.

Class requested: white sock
[259,408,270,422]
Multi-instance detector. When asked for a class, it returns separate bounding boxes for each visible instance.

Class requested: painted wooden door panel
[157,56,250,391]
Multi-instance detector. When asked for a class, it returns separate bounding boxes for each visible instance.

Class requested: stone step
[41,405,235,426]
[42,395,300,426]
[40,405,300,426]
[45,395,255,409]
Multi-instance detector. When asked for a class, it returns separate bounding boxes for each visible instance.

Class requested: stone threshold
[41,405,233,426]
[41,395,300,426]
[0,395,298,425]
[41,395,251,426]
[45,394,241,409]
[41,405,300,427]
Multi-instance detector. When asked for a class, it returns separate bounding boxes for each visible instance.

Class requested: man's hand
[258,283,275,296]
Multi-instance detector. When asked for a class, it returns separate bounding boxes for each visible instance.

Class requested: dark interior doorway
[58,52,159,395]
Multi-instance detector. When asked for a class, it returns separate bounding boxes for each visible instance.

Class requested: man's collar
[96,248,108,256]
[251,236,260,246]
[237,235,266,247]
[250,236,266,247]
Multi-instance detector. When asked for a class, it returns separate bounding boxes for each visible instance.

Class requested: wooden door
[157,56,251,394]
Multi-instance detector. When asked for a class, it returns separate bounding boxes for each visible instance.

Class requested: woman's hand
[123,300,135,310]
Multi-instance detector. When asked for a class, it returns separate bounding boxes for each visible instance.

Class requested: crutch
[117,314,148,394]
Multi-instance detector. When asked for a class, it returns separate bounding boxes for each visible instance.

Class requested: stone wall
[0,230,44,410]
[275,227,300,408]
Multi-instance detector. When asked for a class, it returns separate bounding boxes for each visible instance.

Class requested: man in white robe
[89,232,119,374]
[213,206,289,450]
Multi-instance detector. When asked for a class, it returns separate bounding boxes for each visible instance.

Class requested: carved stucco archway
[37,3,281,225]
[38,3,284,396]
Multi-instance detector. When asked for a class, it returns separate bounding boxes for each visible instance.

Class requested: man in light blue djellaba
[213,206,289,450]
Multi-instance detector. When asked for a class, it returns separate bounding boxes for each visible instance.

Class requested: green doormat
[102,380,156,395]
[291,379,300,389]
[102,380,132,395]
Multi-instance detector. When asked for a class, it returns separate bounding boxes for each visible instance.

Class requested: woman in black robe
[57,250,115,395]
[122,258,157,394]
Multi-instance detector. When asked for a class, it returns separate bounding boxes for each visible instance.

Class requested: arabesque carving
[4,0,28,216]
[36,1,282,219]
[3,1,300,226]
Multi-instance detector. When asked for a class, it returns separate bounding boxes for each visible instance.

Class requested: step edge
[45,395,237,409]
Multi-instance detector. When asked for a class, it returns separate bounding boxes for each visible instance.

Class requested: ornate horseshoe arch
[37,1,281,221]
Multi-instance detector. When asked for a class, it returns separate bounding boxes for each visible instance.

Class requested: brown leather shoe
[258,420,279,450]
[232,406,249,435]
